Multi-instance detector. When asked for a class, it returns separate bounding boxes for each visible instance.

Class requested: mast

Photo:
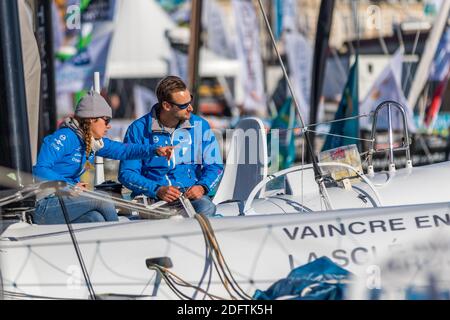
[407,2,450,109]
[93,72,105,186]
[308,0,335,160]
[0,0,33,187]
[35,0,57,148]
[187,0,202,114]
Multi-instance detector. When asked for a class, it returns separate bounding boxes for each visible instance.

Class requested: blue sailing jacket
[118,105,224,199]
[33,127,156,185]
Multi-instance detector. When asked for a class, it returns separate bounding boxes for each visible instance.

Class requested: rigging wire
[403,30,421,92]
[57,194,97,300]
[256,0,332,210]
[307,112,373,128]
[305,129,374,143]
[78,188,176,218]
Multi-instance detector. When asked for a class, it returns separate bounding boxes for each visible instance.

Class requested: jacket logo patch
[54,138,64,147]
[153,136,159,143]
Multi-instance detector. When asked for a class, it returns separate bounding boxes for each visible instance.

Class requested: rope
[195,214,253,300]
[144,214,254,300]
[146,261,227,300]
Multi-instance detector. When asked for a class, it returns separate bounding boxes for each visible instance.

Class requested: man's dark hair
[156,76,187,105]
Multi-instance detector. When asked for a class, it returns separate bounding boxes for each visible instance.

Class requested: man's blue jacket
[118,105,224,199]
[33,127,156,185]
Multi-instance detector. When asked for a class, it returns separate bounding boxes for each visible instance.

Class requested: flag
[268,97,296,170]
[232,0,266,114]
[274,0,283,40]
[322,59,359,151]
[424,71,450,129]
[424,0,444,16]
[360,49,416,133]
[429,27,450,82]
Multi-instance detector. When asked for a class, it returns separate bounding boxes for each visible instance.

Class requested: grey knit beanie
[75,91,113,118]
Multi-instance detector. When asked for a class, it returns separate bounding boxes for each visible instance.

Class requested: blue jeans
[160,195,217,217]
[34,192,119,225]
[190,196,217,216]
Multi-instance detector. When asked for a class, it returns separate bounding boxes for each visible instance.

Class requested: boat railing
[243,162,383,214]
[367,100,412,176]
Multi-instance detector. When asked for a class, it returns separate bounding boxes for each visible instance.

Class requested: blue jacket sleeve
[196,123,224,193]
[118,126,160,198]
[97,138,156,160]
[33,133,73,183]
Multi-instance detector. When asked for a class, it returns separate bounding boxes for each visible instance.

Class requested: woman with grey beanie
[32,91,174,225]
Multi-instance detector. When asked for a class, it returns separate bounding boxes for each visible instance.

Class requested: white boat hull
[1,201,450,299]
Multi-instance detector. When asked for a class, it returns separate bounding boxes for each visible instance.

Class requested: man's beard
[177,112,191,121]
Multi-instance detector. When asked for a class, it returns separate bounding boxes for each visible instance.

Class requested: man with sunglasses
[119,76,224,216]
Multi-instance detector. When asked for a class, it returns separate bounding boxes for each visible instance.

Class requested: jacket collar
[149,103,192,133]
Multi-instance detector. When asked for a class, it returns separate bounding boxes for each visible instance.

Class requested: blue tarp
[253,257,352,300]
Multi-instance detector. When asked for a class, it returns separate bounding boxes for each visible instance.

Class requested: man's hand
[157,186,181,202]
[156,146,176,160]
[184,185,205,200]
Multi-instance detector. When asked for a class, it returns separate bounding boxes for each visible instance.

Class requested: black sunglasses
[167,94,193,110]
[99,117,111,125]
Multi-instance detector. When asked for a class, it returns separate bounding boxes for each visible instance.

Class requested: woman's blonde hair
[74,116,92,159]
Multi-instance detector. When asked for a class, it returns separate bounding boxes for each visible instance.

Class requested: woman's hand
[75,182,89,190]
[72,182,89,195]
[156,146,176,160]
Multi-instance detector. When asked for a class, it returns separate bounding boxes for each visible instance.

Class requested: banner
[232,0,266,114]
[281,0,298,32]
[169,47,188,83]
[133,85,158,119]
[203,0,235,59]
[54,0,116,94]
[285,32,312,124]
[322,59,359,151]
[360,49,416,132]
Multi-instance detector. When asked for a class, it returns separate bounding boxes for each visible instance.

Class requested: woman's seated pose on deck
[33,91,173,225]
